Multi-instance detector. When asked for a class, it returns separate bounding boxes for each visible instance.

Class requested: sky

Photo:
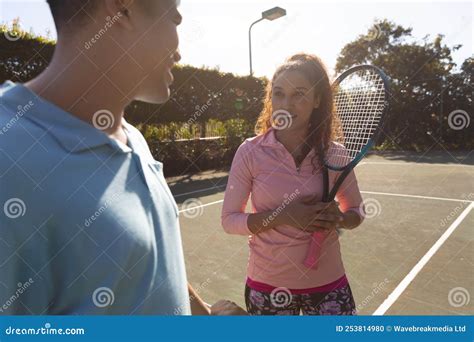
[0,0,472,78]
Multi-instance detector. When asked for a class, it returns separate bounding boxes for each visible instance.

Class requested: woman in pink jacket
[221,53,365,315]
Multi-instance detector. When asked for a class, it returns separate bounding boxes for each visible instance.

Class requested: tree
[336,19,470,150]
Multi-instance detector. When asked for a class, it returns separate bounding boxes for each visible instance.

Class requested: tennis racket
[303,64,390,269]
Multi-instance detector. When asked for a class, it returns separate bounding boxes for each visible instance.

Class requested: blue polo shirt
[0,81,191,315]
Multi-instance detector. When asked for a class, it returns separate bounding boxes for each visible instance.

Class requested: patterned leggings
[244,283,357,315]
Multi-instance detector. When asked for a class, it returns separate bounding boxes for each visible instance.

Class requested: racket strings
[328,69,385,168]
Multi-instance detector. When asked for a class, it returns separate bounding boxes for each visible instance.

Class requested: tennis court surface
[168,151,473,315]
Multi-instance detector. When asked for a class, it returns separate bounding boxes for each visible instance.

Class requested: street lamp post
[248,6,286,76]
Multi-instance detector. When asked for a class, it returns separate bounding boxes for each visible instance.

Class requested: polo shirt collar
[1,80,132,154]
[260,128,280,147]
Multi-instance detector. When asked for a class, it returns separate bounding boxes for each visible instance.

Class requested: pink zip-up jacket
[221,128,364,289]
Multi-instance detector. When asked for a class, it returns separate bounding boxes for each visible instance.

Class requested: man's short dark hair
[46,0,163,34]
[46,0,98,32]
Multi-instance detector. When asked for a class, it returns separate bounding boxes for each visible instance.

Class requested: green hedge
[141,119,254,176]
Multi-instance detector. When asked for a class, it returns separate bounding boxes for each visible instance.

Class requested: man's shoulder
[0,106,54,160]
[0,106,80,193]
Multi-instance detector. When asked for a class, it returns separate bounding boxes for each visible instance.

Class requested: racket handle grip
[303,231,327,269]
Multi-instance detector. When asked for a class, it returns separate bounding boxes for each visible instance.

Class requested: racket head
[324,64,390,171]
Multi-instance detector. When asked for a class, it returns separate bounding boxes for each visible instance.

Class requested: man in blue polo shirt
[0,0,245,315]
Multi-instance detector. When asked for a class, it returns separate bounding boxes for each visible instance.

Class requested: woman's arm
[221,142,254,235]
[248,196,346,234]
[335,169,365,230]
[247,210,286,234]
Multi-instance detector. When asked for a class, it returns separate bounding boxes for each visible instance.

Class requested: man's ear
[104,0,134,30]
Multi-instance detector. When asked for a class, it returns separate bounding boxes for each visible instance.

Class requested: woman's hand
[278,195,344,233]
[309,199,345,232]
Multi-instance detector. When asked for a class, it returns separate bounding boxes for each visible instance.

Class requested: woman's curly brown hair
[255,53,336,170]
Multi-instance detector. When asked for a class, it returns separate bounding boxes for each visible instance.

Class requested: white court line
[175,190,472,211]
[373,201,474,315]
[361,191,473,203]
[359,161,473,168]
[178,199,224,213]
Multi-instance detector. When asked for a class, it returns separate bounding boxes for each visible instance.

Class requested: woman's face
[271,70,320,132]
